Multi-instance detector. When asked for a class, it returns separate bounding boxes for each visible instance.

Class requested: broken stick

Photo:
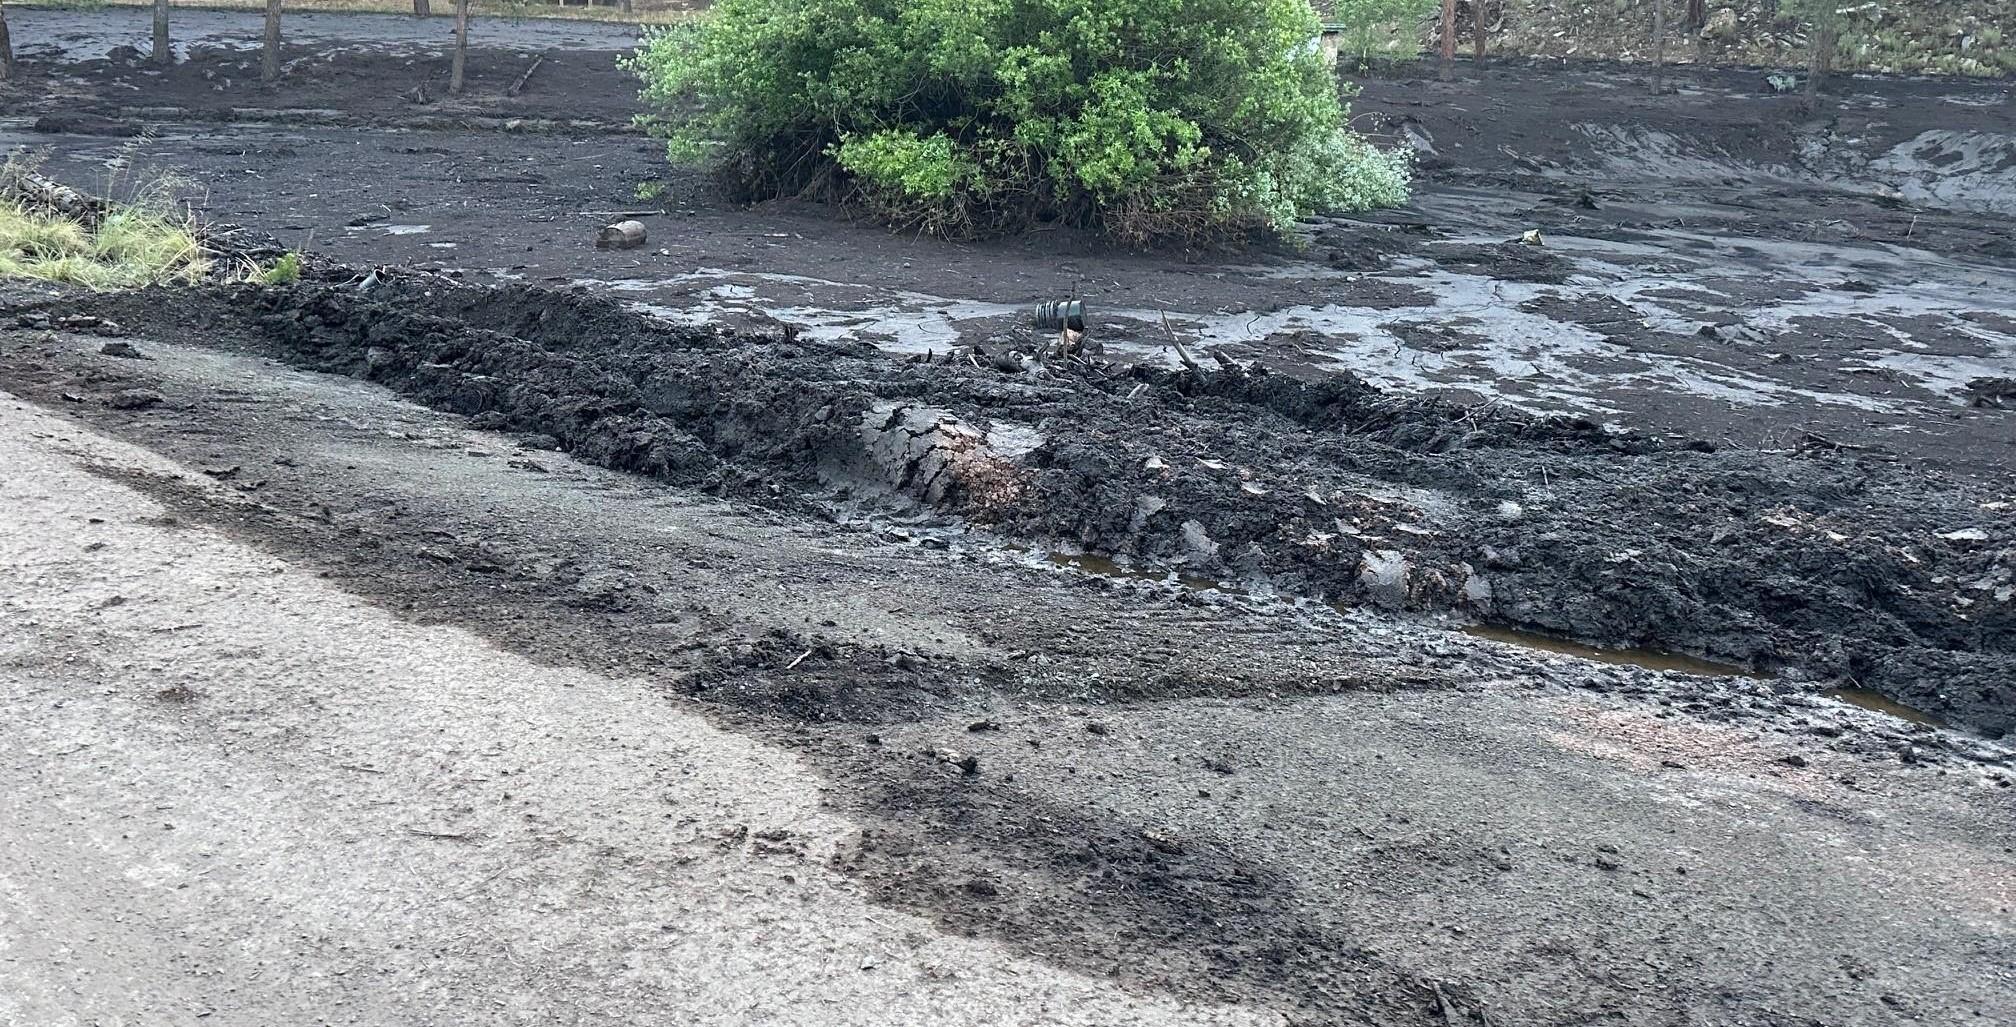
[506,52,545,98]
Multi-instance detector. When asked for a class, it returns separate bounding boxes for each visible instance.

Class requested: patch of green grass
[0,200,208,289]
[256,251,303,285]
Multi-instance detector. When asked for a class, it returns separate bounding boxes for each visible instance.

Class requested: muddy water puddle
[1467,627,1958,729]
[601,232,2013,420]
[1824,687,1949,729]
[1042,551,1230,593]
[1461,624,1760,678]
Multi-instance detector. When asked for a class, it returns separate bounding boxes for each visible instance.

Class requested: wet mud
[4,15,2014,1024]
[33,277,2013,737]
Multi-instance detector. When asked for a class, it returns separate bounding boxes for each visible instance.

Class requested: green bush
[629,0,1411,244]
[257,251,303,285]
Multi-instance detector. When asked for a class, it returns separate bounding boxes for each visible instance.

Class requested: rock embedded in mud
[1358,548,1411,607]
[105,388,165,411]
[98,341,146,359]
[1178,520,1219,565]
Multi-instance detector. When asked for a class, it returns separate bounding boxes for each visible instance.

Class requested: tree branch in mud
[1159,311,1204,373]
[507,52,544,98]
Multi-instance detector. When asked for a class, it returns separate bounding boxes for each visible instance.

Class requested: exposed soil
[19,276,2012,738]
[4,307,2010,1027]
[2,10,2013,1027]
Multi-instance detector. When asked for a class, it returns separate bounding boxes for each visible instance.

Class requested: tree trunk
[1805,20,1834,102]
[414,0,430,16]
[1472,0,1486,64]
[0,3,14,83]
[261,0,282,83]
[1439,0,1456,81]
[449,0,469,94]
[153,0,171,65]
[1685,0,1706,31]
[1651,0,1666,93]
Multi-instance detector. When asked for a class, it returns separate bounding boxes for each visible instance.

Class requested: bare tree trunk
[261,0,282,83]
[414,0,430,16]
[1472,0,1486,64]
[1804,20,1835,102]
[1686,0,1706,30]
[449,0,469,94]
[1439,0,1456,81]
[1651,0,1666,93]
[153,0,171,65]
[0,3,14,83]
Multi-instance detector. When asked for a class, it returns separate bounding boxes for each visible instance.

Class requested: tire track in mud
[0,388,1453,1027]
[35,277,2016,738]
[2,297,2006,1026]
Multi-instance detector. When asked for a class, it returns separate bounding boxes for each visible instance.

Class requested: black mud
[42,278,2014,737]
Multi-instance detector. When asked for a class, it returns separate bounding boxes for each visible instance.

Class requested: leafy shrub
[257,251,303,285]
[1325,0,1440,69]
[629,0,1411,244]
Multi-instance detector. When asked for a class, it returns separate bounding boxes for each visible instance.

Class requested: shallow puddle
[1823,686,1948,728]
[1462,624,1758,678]
[1042,551,1229,593]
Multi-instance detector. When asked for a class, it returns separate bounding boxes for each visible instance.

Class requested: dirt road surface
[3,8,2015,1026]
[3,350,2011,1025]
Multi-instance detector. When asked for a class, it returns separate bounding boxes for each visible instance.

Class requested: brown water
[1460,624,1760,679]
[1823,687,1948,729]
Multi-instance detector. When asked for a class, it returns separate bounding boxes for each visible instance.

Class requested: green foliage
[1327,0,1439,73]
[1324,0,1440,45]
[1775,0,2015,76]
[256,251,302,285]
[628,0,1411,244]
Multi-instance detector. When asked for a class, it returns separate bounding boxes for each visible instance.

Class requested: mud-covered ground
[5,309,2012,1027]
[2,9,2014,1026]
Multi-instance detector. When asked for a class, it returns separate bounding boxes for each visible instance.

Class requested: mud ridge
[42,278,2015,736]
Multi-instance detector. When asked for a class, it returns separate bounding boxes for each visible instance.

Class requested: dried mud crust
[48,279,2015,737]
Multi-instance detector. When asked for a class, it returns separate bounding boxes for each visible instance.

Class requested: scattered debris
[596,220,648,250]
[1030,299,1086,332]
[1964,377,2016,408]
